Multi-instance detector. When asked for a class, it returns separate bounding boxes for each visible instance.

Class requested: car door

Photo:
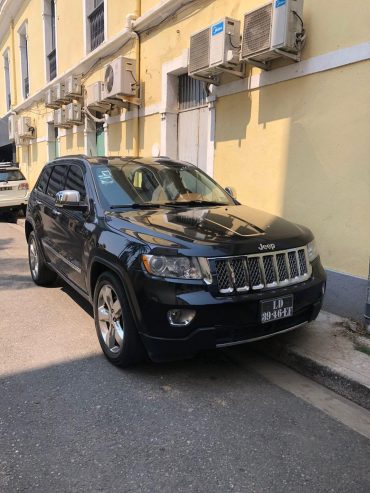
[53,161,91,292]
[39,163,68,272]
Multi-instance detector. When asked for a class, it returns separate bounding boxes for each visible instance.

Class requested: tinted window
[64,165,86,201]
[36,167,52,193]
[46,165,67,198]
[0,169,25,181]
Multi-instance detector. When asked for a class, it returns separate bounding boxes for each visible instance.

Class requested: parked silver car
[0,163,29,214]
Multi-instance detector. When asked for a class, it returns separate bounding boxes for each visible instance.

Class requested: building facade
[0,0,369,321]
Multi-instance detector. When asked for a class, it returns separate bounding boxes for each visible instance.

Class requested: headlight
[307,240,319,262]
[142,254,210,281]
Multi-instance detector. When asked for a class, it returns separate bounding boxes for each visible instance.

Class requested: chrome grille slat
[213,246,311,295]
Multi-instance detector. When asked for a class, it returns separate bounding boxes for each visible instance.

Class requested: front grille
[212,247,311,295]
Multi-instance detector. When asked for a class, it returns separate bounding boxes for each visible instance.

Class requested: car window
[64,165,86,202]
[46,165,67,198]
[0,169,25,182]
[36,167,52,194]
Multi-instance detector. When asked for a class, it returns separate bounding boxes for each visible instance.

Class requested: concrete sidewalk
[253,312,370,410]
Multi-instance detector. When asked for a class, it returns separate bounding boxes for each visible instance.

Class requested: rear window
[0,169,25,182]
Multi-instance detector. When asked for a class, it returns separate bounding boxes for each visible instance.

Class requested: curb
[255,340,370,411]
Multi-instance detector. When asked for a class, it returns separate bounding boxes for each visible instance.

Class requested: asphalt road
[1,217,370,493]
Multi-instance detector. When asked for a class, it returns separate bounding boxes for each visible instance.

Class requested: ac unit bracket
[273,49,301,62]
[190,74,221,86]
[113,95,141,107]
[219,66,246,79]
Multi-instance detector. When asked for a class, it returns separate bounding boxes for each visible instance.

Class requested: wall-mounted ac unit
[54,83,71,104]
[188,17,243,83]
[65,103,83,125]
[18,116,35,138]
[86,82,109,112]
[241,0,305,68]
[8,114,18,141]
[102,57,137,101]
[45,88,60,109]
[65,75,82,98]
[54,108,71,128]
[15,134,29,147]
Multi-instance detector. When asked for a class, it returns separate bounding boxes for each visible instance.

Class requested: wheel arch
[89,257,143,331]
[25,219,34,241]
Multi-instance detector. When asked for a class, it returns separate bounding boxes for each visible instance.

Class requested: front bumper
[132,259,326,362]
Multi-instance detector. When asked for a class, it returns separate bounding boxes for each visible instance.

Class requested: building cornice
[0,0,24,44]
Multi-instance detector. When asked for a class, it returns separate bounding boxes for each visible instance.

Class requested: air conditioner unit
[54,83,71,104]
[54,108,71,128]
[15,134,29,147]
[45,88,60,109]
[18,116,35,138]
[8,114,18,141]
[65,103,83,125]
[102,57,137,101]
[188,18,242,83]
[241,0,305,68]
[65,75,82,98]
[86,82,110,112]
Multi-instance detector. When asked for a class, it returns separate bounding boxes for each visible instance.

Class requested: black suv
[26,156,326,367]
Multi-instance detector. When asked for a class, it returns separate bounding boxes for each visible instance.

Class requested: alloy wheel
[29,236,39,279]
[97,284,124,354]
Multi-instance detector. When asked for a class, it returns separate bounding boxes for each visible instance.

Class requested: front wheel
[28,231,57,286]
[93,272,146,367]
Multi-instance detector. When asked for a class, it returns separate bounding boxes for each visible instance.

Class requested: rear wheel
[93,272,146,367]
[28,231,57,286]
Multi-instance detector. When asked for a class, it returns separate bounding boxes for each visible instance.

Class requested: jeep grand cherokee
[26,156,326,367]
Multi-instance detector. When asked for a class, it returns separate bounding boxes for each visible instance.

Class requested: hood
[106,205,313,256]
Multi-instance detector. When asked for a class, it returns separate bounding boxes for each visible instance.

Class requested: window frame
[43,0,58,82]
[84,0,107,54]
[18,21,30,100]
[3,49,11,111]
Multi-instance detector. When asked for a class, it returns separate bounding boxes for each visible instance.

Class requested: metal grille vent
[189,27,210,74]
[242,3,273,58]
[212,247,311,295]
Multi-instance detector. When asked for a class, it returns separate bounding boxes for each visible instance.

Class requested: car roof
[50,155,194,167]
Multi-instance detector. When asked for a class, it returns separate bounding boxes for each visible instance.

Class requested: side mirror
[55,190,88,212]
[225,186,237,199]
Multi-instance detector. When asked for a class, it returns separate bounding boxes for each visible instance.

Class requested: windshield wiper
[110,203,180,210]
[163,200,230,207]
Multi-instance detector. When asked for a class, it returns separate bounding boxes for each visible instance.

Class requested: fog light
[167,309,196,327]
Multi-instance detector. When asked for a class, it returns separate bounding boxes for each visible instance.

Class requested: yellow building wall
[55,0,84,74]
[214,61,370,278]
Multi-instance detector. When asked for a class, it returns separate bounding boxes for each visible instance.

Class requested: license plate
[0,186,12,191]
[260,295,293,324]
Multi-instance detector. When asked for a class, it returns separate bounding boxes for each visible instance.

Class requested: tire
[93,271,146,367]
[28,231,57,286]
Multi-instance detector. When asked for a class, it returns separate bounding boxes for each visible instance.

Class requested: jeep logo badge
[258,243,276,251]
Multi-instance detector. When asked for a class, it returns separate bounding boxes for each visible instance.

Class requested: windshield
[0,169,25,182]
[92,161,234,208]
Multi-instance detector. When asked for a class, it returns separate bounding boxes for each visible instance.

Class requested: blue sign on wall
[275,0,286,7]
[212,21,224,36]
